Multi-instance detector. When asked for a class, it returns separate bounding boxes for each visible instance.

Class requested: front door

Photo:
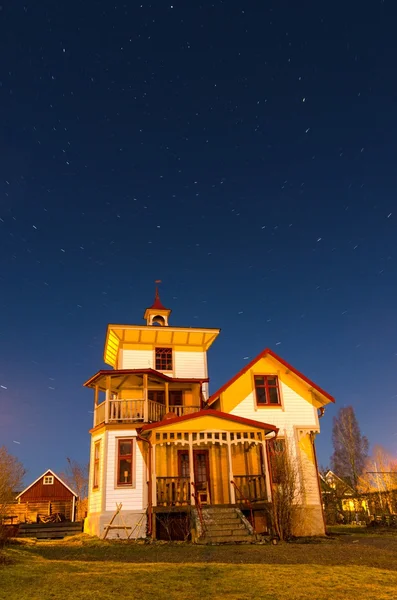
[178,450,210,501]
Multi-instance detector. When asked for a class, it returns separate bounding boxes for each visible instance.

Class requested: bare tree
[268,438,303,541]
[331,406,369,492]
[358,445,397,514]
[0,446,25,546]
[59,458,89,521]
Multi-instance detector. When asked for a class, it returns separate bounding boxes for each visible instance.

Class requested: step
[203,508,237,514]
[205,528,250,537]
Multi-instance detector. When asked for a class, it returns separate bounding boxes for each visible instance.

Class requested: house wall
[119,347,207,382]
[88,432,105,514]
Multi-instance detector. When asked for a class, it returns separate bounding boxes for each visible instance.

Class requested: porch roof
[139,408,278,435]
[83,368,208,389]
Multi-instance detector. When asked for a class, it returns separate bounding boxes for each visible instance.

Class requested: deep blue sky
[1,1,396,482]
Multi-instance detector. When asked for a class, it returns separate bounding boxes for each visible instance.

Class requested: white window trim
[43,475,54,485]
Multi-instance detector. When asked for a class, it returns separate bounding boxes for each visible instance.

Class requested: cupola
[143,281,171,326]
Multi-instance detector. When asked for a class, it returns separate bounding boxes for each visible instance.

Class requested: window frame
[154,347,173,371]
[116,437,135,488]
[266,437,286,484]
[253,374,281,408]
[93,440,101,490]
[43,475,54,485]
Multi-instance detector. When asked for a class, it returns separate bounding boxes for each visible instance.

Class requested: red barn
[15,469,78,523]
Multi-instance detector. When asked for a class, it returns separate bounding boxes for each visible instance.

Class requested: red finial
[150,280,166,309]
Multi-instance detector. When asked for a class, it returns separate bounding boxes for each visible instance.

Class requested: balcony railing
[168,405,201,418]
[94,399,201,426]
[233,475,267,503]
[157,477,191,506]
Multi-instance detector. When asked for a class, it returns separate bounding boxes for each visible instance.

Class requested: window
[155,347,173,371]
[169,390,183,406]
[93,441,101,490]
[267,438,286,484]
[148,390,165,404]
[43,475,54,485]
[254,375,280,406]
[117,439,134,486]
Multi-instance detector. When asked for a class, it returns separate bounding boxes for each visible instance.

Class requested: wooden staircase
[197,507,255,544]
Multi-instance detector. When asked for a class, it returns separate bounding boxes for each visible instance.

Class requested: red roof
[207,348,335,405]
[148,286,168,311]
[139,408,279,433]
[83,368,208,388]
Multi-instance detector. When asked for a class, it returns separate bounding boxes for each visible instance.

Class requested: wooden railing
[156,477,191,506]
[233,475,267,503]
[94,402,106,426]
[109,399,145,422]
[231,479,256,534]
[168,405,201,418]
[148,400,165,422]
[191,482,206,534]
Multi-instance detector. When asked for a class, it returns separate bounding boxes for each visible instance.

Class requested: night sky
[1,1,396,483]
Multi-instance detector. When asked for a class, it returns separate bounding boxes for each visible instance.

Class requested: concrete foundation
[84,510,147,539]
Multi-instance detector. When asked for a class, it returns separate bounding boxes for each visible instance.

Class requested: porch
[84,369,205,427]
[149,428,272,508]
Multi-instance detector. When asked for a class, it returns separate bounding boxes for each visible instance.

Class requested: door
[178,450,210,493]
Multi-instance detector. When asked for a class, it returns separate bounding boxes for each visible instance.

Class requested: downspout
[136,433,153,537]
[309,430,327,535]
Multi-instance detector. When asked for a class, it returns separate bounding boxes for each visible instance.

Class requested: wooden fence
[3,500,74,524]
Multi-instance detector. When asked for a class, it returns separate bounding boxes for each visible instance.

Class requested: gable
[16,469,77,500]
[208,349,334,413]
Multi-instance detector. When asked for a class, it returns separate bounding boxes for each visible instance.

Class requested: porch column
[189,433,196,505]
[164,381,169,414]
[104,376,111,423]
[151,444,157,507]
[143,373,148,422]
[226,433,236,504]
[262,439,272,502]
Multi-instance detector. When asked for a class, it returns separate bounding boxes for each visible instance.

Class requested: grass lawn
[1,530,397,600]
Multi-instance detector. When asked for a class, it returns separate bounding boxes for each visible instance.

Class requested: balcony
[94,399,201,427]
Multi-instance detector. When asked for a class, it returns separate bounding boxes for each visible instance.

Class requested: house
[8,469,77,523]
[84,288,334,540]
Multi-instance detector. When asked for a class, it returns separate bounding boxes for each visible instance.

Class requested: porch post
[262,439,272,502]
[226,433,236,504]
[189,433,196,505]
[151,444,157,507]
[164,381,169,414]
[105,376,111,423]
[143,373,149,422]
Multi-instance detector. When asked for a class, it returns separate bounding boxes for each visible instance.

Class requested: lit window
[155,347,173,371]
[117,439,133,486]
[93,441,101,490]
[254,375,280,406]
[43,475,54,485]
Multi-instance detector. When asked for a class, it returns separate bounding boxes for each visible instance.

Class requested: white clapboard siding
[105,430,145,512]
[173,351,207,379]
[121,350,153,370]
[88,433,104,514]
[230,381,318,433]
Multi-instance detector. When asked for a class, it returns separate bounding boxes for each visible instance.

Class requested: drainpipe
[136,433,153,537]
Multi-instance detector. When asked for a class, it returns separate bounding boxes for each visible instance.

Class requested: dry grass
[1,532,397,600]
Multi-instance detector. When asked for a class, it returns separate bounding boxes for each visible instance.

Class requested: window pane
[119,440,132,456]
[269,387,280,404]
[256,387,267,405]
[267,377,277,386]
[118,458,132,484]
[254,376,265,386]
[170,391,183,406]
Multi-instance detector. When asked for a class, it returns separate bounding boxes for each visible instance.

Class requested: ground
[1,527,397,600]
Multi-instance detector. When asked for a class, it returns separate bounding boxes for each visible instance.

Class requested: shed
[15,469,78,523]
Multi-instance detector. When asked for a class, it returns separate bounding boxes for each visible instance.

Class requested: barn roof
[15,469,78,500]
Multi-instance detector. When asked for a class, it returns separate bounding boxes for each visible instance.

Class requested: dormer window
[43,475,54,485]
[155,347,173,371]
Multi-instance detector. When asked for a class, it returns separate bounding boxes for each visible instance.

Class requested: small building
[84,286,335,541]
[13,469,78,523]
